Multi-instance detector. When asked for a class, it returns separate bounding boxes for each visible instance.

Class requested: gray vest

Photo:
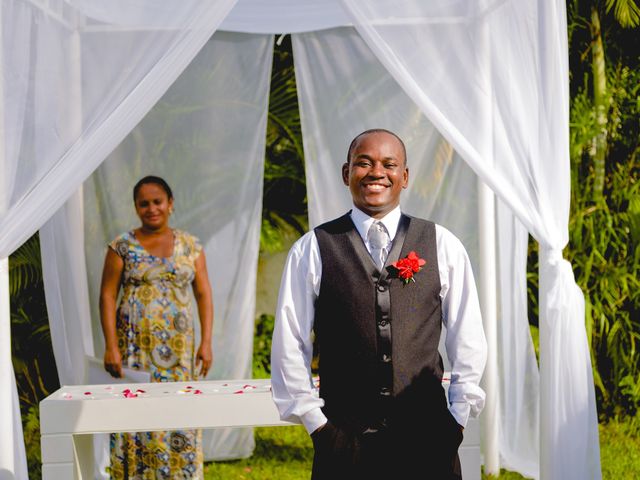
[314,212,447,432]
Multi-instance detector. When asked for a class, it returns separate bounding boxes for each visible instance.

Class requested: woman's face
[134,183,173,231]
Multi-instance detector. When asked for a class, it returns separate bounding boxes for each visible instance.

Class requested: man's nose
[369,162,385,177]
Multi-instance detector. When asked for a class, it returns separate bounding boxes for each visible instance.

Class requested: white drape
[0,0,237,258]
[496,199,540,475]
[221,0,350,34]
[41,31,273,468]
[0,0,238,475]
[339,0,600,478]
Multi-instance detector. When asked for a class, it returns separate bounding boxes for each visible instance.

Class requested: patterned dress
[108,229,204,479]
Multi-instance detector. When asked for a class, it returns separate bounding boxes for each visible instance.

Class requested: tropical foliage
[9,233,59,478]
[562,0,639,420]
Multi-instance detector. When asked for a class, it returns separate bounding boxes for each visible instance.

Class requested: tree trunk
[590,7,607,200]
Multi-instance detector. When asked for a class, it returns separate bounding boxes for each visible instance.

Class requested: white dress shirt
[271,205,487,435]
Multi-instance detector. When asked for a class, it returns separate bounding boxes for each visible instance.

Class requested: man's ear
[341,162,350,186]
[403,167,409,189]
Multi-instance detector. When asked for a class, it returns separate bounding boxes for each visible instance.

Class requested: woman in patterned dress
[99,175,213,479]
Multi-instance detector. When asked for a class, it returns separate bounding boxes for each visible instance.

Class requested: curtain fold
[496,199,540,475]
[40,189,94,386]
[0,0,238,259]
[339,0,600,478]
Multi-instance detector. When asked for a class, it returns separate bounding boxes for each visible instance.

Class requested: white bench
[40,379,480,479]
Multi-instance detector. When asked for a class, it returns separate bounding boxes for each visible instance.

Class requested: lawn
[204,420,640,479]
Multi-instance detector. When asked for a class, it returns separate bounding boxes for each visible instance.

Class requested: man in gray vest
[271,129,487,479]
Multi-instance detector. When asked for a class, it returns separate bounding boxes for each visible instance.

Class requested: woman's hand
[104,346,123,378]
[195,342,213,378]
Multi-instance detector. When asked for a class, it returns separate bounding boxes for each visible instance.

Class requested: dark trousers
[311,416,463,480]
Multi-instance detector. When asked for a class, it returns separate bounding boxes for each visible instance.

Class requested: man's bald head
[346,129,407,166]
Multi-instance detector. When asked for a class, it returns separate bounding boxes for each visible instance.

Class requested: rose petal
[194,390,203,395]
[84,392,92,395]
[233,390,244,394]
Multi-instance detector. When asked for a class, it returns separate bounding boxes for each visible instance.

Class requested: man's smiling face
[342,131,409,219]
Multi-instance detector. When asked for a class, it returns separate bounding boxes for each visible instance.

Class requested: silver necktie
[368,221,390,270]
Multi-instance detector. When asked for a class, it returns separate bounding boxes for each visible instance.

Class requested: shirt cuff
[447,382,486,418]
[449,402,471,428]
[301,407,328,435]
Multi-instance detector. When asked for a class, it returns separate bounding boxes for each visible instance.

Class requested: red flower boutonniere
[391,251,426,285]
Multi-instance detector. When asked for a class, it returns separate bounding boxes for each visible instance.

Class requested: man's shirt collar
[350,205,402,242]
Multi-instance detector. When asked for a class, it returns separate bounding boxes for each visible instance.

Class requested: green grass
[204,426,312,479]
[204,420,640,479]
[600,418,640,480]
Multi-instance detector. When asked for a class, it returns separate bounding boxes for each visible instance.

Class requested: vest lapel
[344,214,380,279]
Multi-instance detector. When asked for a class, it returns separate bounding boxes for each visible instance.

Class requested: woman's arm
[99,248,124,378]
[192,251,214,378]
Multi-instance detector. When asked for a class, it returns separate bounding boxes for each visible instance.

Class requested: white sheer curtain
[496,199,540,475]
[339,0,600,478]
[41,31,273,468]
[0,0,238,476]
[294,25,539,476]
[0,0,237,258]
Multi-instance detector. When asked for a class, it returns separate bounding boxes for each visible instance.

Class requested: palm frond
[606,0,640,28]
[9,235,42,296]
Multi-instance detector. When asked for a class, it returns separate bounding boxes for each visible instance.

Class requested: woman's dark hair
[133,175,174,202]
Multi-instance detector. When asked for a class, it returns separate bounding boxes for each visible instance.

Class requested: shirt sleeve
[436,225,488,427]
[270,231,327,434]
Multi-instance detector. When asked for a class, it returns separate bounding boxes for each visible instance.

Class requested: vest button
[378,320,388,327]
[377,284,387,292]
[380,387,391,396]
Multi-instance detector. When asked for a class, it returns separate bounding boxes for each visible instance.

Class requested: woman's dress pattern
[108,229,204,479]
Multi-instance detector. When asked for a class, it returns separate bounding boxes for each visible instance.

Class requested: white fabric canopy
[1,1,600,479]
